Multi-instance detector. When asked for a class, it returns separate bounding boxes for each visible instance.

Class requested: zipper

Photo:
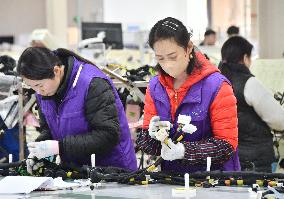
[174,90,178,112]
[57,64,82,106]
[73,64,83,88]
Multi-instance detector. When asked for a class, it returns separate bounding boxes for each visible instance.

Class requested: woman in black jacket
[219,36,284,172]
[17,47,137,174]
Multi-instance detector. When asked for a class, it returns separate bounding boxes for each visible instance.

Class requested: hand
[148,116,172,140]
[177,114,192,125]
[26,154,44,175]
[161,139,185,161]
[148,116,160,138]
[27,140,59,159]
[182,123,197,134]
[155,128,169,143]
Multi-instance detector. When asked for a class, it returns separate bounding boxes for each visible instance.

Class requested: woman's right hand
[148,116,172,140]
[148,116,161,138]
[27,140,59,159]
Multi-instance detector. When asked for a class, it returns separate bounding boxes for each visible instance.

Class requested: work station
[0,0,284,198]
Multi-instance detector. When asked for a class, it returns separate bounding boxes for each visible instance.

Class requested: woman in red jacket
[137,17,240,172]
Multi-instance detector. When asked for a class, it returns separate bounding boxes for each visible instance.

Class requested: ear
[243,54,251,68]
[186,41,194,54]
[53,65,63,76]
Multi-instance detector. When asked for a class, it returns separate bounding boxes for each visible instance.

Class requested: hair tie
[162,20,179,31]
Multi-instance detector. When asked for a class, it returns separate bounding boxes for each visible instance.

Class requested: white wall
[68,0,104,26]
[103,0,208,43]
[258,0,284,58]
[0,0,208,47]
[186,0,208,41]
[46,0,68,47]
[0,0,104,46]
[0,0,46,45]
[103,0,188,30]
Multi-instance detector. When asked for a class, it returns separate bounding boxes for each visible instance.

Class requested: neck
[173,72,188,90]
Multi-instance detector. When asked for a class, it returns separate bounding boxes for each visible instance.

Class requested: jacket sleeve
[142,86,158,129]
[58,78,120,159]
[35,107,52,142]
[210,82,238,150]
[136,86,161,156]
[244,77,284,131]
[182,82,237,165]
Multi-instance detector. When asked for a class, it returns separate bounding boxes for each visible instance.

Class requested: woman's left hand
[161,139,185,161]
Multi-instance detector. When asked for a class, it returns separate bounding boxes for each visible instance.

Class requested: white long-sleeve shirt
[244,77,284,131]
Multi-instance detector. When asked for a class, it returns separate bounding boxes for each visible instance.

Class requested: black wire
[0,160,24,169]
[138,151,144,170]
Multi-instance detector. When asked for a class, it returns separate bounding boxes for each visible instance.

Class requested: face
[153,39,193,78]
[23,66,63,96]
[206,34,216,45]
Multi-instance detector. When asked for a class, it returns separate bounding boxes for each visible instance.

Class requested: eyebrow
[156,52,176,57]
[33,83,41,87]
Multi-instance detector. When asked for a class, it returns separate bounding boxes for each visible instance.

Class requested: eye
[168,56,177,60]
[36,85,44,89]
[156,56,164,61]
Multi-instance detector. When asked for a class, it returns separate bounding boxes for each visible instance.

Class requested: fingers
[33,162,44,171]
[152,121,171,130]
[150,116,160,123]
[157,121,172,130]
[160,140,184,161]
[166,138,175,148]
[28,147,36,153]
[149,118,172,142]
[149,123,158,132]
[177,115,192,125]
[155,128,169,142]
[28,148,38,155]
[150,120,171,132]
[28,147,44,159]
[26,153,44,175]
[27,142,38,158]
[26,159,34,174]
[182,123,197,134]
[27,142,37,148]
[27,141,48,159]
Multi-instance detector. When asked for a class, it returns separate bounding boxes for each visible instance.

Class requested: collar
[42,56,74,101]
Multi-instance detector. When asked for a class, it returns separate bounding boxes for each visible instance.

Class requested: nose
[160,61,172,69]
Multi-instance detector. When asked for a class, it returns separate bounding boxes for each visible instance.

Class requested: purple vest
[37,58,137,171]
[149,72,240,172]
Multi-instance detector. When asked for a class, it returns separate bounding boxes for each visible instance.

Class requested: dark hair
[221,36,253,64]
[17,47,94,80]
[219,36,253,81]
[227,25,239,36]
[148,17,198,75]
[204,29,216,36]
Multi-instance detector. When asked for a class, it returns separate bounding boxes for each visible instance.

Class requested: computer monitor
[0,36,14,45]
[81,22,123,49]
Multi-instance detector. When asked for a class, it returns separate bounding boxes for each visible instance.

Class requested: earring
[189,54,193,59]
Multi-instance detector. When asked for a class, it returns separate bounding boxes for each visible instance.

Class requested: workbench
[0,182,264,199]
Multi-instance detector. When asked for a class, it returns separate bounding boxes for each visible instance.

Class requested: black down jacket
[35,56,120,164]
